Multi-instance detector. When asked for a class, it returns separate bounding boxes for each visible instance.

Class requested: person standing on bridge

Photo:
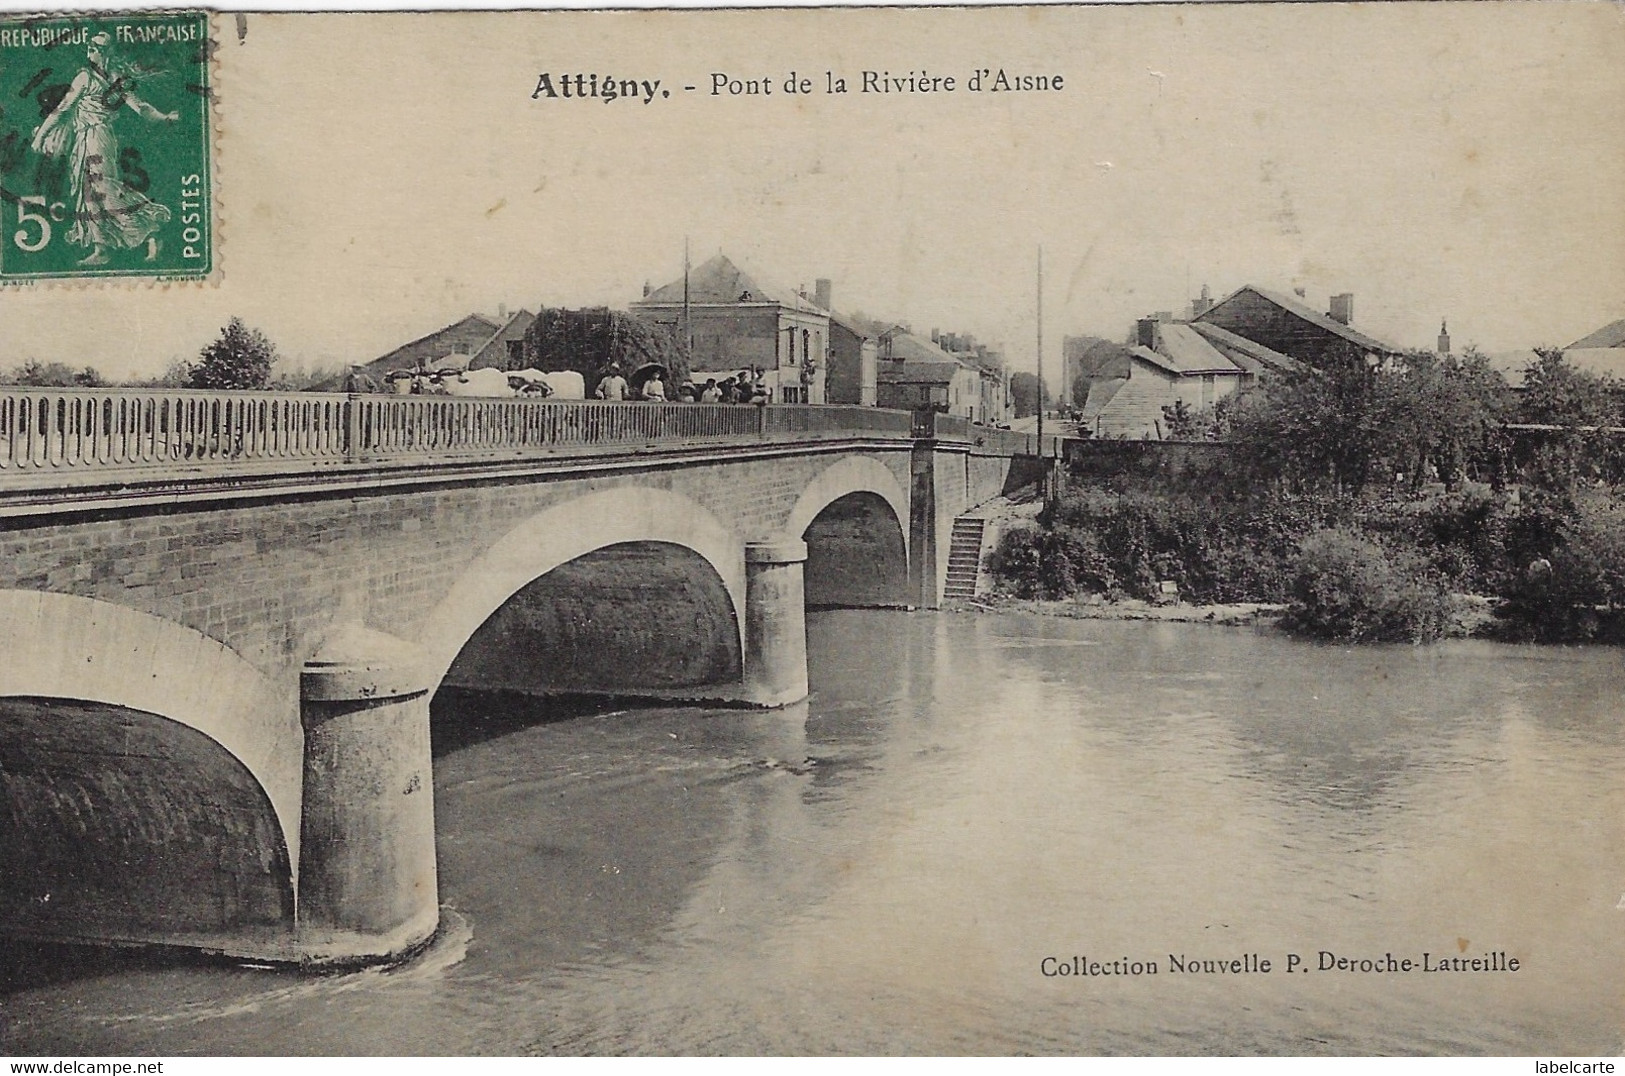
[345,365,380,394]
[595,364,628,401]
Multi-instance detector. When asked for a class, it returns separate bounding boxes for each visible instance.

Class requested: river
[2,609,1621,1055]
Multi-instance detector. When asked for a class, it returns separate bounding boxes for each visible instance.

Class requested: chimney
[1329,293,1354,326]
[1438,319,1451,355]
[931,328,940,344]
[498,302,508,320]
[814,278,832,311]
[642,280,651,297]
[1190,283,1213,320]
[1137,318,1158,349]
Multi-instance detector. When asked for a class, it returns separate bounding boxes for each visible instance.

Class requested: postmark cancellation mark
[0,12,213,283]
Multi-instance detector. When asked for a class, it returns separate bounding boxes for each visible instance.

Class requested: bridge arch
[419,487,746,692]
[786,456,912,609]
[0,591,299,944]
[785,455,910,544]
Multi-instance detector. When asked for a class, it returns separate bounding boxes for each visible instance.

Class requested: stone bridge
[0,389,1046,966]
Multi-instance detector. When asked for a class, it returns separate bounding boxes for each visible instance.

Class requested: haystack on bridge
[0,387,1046,966]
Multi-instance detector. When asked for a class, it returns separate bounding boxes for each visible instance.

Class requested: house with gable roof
[466,309,537,371]
[335,307,535,388]
[1074,315,1298,439]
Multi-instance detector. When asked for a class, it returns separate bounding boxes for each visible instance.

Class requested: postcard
[0,2,1621,1058]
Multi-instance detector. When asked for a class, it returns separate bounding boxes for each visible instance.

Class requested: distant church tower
[1437,319,1451,355]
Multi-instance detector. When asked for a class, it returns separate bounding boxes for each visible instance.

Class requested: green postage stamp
[0,11,212,283]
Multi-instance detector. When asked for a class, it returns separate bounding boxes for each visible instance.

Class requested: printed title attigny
[531,73,666,104]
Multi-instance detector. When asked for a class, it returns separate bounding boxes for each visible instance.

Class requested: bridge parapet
[0,388,931,492]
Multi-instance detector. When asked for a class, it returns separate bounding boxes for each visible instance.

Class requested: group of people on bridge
[594,364,771,405]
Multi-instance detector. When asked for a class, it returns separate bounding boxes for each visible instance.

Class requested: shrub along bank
[989,483,1625,645]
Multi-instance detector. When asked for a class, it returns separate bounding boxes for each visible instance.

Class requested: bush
[1035,487,1343,603]
[1495,496,1625,641]
[987,524,1117,600]
[1282,528,1451,643]
[1356,486,1511,593]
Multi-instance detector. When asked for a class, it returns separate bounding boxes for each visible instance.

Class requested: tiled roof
[1568,317,1625,350]
[828,312,870,337]
[1154,323,1244,375]
[637,253,824,314]
[1082,374,1180,439]
[880,329,962,365]
[1187,321,1301,374]
[876,361,964,385]
[362,312,504,374]
[1128,345,1182,377]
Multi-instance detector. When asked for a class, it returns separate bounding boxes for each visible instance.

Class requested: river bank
[957,593,1285,627]
[955,591,1503,636]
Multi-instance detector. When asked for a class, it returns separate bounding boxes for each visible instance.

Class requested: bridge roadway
[0,388,1047,966]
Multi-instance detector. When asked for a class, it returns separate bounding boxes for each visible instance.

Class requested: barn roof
[1202,285,1401,356]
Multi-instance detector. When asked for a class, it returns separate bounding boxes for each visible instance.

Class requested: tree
[1009,372,1050,419]
[1224,360,1388,494]
[1512,347,1625,490]
[7,361,78,386]
[1518,347,1615,428]
[270,361,346,391]
[125,358,192,388]
[1222,344,1510,496]
[189,318,277,390]
[1161,400,1220,440]
[520,306,691,389]
[1386,348,1509,489]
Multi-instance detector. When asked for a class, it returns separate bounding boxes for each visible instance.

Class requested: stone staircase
[943,516,988,601]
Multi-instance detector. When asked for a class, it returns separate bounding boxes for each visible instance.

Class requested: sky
[1,1,1622,381]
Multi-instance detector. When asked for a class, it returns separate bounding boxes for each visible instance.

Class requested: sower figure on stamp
[31,32,179,266]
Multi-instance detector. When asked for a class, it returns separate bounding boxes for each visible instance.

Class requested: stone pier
[296,624,440,966]
[741,536,810,707]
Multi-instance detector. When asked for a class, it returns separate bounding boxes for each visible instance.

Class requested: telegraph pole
[683,236,693,355]
[1036,245,1045,467]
